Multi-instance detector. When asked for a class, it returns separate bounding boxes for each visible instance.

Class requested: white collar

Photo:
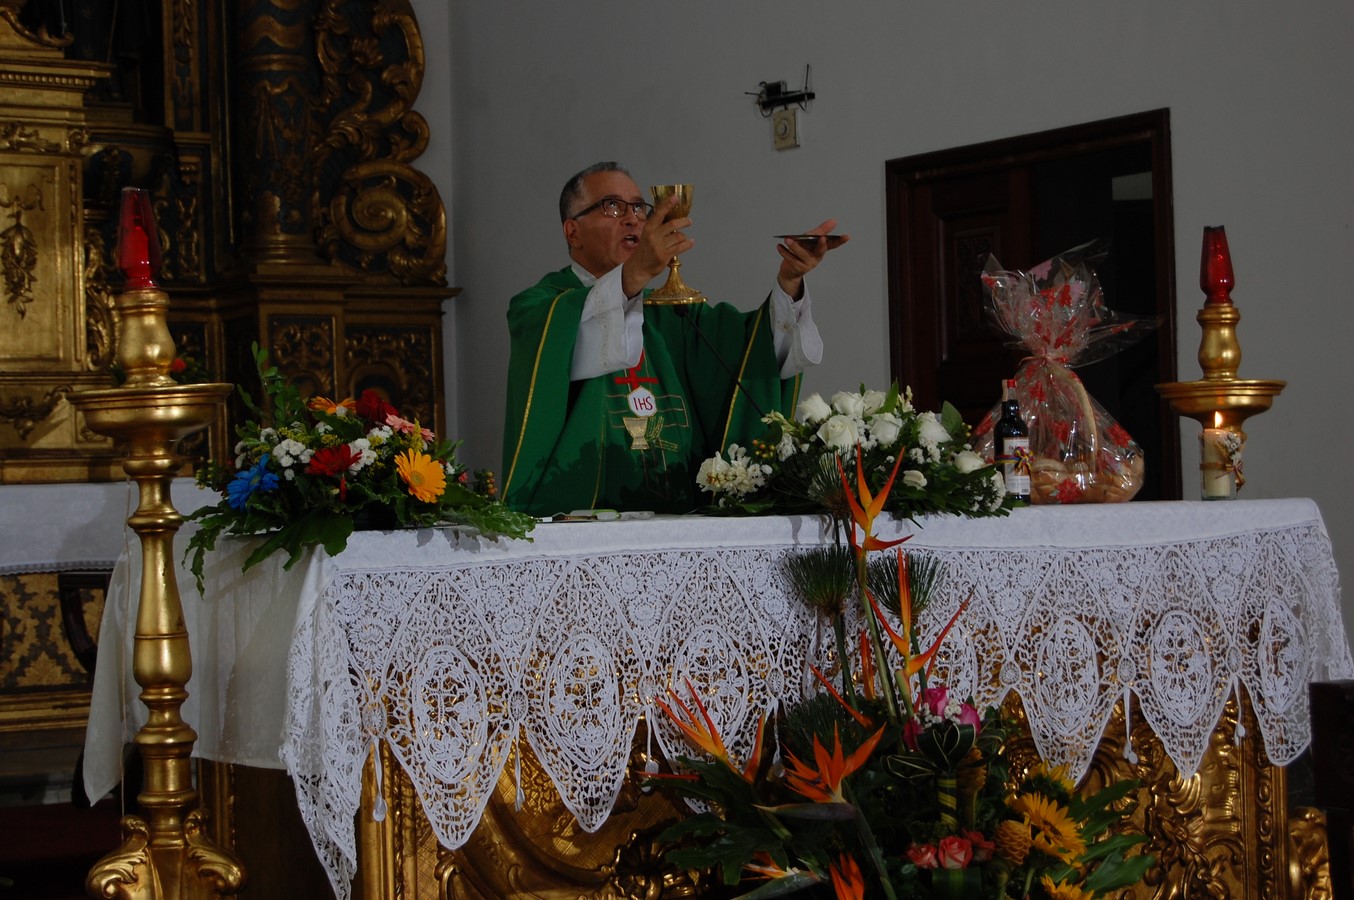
[570,262,599,287]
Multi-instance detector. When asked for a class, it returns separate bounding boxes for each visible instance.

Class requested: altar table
[84,499,1353,898]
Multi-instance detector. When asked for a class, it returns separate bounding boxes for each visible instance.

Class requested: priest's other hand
[621,193,694,298]
[776,219,849,299]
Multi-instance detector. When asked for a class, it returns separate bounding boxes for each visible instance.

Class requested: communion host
[501,161,847,516]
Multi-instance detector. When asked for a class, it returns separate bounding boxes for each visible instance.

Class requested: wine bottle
[996,379,1031,502]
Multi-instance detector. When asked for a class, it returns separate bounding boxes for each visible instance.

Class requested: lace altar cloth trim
[269,501,1352,899]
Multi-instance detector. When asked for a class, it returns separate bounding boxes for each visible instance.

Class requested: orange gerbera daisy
[396,449,446,502]
[307,395,355,416]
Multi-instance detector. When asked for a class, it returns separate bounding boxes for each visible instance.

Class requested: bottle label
[998,437,1032,495]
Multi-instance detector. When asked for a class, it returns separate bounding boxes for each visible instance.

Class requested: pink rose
[902,718,923,752]
[906,843,939,869]
[920,685,949,718]
[937,835,973,869]
[964,830,995,863]
[958,702,982,731]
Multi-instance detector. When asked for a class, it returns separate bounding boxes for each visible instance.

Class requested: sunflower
[1025,760,1076,796]
[396,449,447,502]
[1009,791,1085,863]
[1039,875,1094,900]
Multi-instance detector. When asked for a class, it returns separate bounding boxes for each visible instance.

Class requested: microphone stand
[670,303,768,419]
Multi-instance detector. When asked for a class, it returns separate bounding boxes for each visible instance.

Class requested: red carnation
[355,389,398,425]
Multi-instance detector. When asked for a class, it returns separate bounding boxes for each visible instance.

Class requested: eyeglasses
[570,197,655,221]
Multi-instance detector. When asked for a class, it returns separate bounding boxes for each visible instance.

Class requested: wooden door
[886,110,1181,500]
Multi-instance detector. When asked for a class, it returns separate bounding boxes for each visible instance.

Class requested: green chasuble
[501,266,802,516]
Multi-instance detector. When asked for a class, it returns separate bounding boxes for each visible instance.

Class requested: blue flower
[227,458,280,510]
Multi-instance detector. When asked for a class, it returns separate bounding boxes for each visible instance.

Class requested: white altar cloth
[83,499,1354,899]
[0,478,212,576]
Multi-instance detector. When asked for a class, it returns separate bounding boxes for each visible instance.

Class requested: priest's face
[563,171,646,277]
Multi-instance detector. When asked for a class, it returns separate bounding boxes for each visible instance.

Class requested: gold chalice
[646,184,706,305]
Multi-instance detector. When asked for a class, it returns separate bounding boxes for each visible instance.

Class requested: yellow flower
[396,449,446,502]
[956,747,988,797]
[1026,760,1076,795]
[1039,875,1094,900]
[994,818,1033,865]
[1010,791,1085,863]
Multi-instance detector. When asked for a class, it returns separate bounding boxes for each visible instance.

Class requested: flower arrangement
[696,384,1014,520]
[184,345,535,587]
[653,453,1150,899]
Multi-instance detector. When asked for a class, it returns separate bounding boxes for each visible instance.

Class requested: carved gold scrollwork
[0,3,72,49]
[185,807,247,894]
[169,0,197,120]
[313,0,447,285]
[270,319,337,396]
[329,159,446,283]
[1289,807,1333,900]
[86,815,159,900]
[85,222,117,371]
[0,385,69,439]
[0,121,60,153]
[0,180,42,318]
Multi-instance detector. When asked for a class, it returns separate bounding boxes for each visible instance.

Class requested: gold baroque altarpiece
[0,0,452,484]
[196,694,1333,899]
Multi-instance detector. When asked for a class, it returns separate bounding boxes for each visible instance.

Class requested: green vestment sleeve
[501,267,802,516]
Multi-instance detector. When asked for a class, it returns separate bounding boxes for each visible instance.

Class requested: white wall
[415,1,1354,633]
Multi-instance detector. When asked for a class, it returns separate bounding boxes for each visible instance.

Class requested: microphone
[671,303,768,419]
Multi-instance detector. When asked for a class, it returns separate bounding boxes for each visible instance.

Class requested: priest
[501,162,847,516]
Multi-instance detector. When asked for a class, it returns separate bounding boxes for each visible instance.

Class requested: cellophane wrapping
[971,243,1153,503]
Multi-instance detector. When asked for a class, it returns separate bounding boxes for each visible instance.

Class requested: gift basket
[972,242,1154,503]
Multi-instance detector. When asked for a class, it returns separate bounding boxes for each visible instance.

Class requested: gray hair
[559,161,629,221]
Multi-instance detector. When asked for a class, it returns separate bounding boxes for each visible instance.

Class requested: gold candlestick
[1156,226,1284,493]
[645,184,706,305]
[69,189,244,898]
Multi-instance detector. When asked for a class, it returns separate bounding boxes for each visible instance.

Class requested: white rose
[830,391,867,418]
[797,393,832,424]
[817,415,859,452]
[697,455,729,491]
[861,390,888,415]
[868,412,903,448]
[903,470,928,489]
[918,412,950,445]
[953,450,985,474]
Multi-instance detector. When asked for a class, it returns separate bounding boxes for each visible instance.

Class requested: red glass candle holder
[117,187,162,289]
[1200,225,1234,306]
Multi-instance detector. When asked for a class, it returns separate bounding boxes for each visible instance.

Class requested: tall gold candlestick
[1156,226,1284,495]
[69,189,244,898]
